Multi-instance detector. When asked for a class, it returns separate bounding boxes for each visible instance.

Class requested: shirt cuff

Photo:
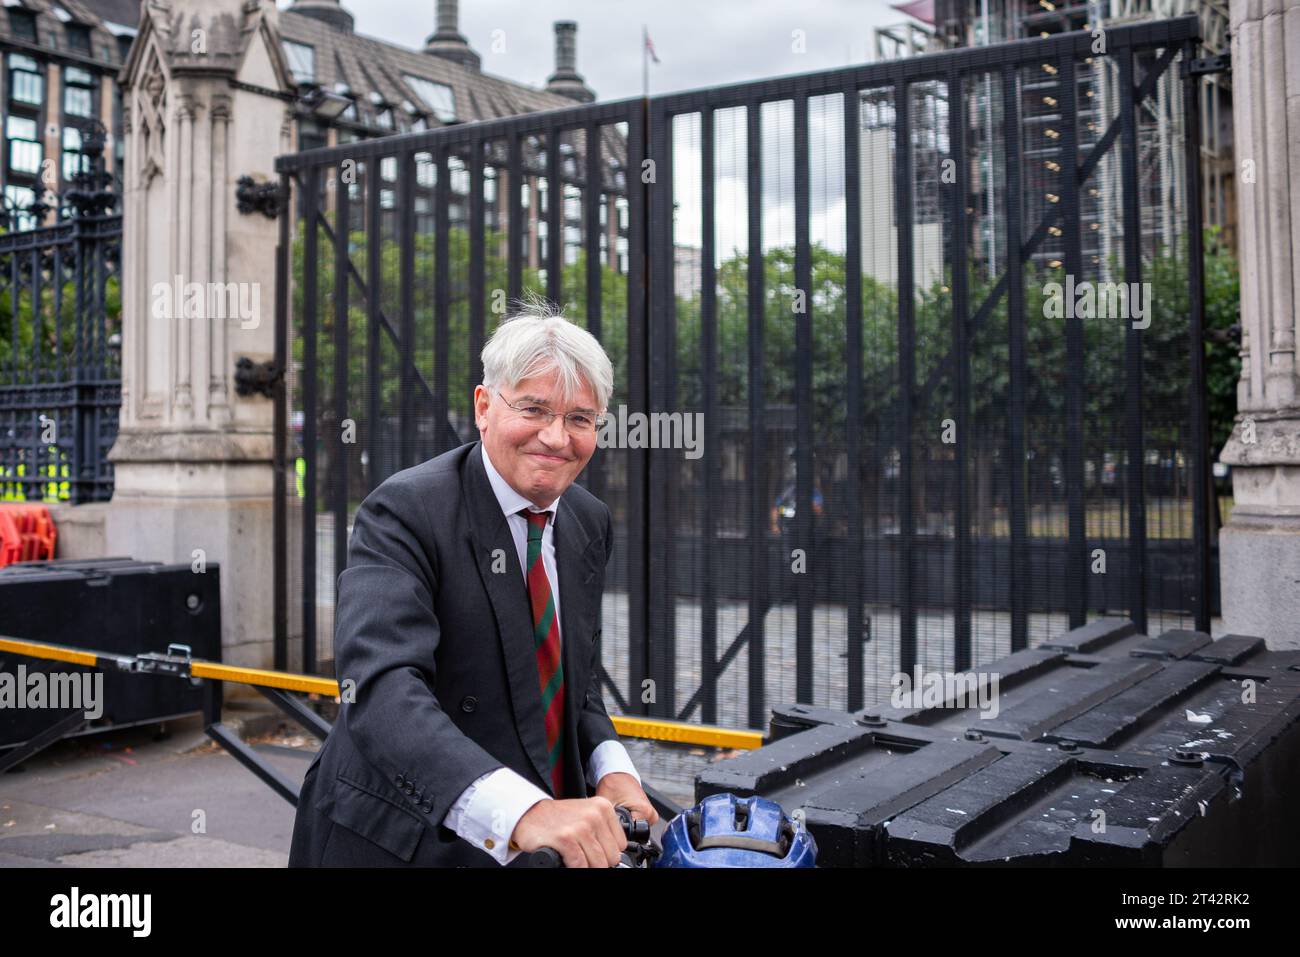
[585,739,641,790]
[442,766,550,865]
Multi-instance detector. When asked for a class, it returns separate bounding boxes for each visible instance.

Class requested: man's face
[474,369,601,509]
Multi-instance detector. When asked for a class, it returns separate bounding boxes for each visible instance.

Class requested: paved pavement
[0,699,716,867]
[0,710,307,867]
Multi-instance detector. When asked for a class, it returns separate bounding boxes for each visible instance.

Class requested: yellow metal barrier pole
[610,716,763,750]
[0,636,99,668]
[189,661,338,697]
[0,635,763,749]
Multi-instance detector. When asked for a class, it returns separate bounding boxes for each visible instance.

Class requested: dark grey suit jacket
[289,439,620,866]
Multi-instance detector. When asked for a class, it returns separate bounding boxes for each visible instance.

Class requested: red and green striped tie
[523,509,565,798]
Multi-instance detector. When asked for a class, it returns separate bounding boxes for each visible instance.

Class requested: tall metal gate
[274,16,1212,731]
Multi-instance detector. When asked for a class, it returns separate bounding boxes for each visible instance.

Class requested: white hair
[480,296,613,411]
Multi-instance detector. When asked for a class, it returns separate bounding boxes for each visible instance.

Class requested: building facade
[0,0,623,275]
[0,0,136,229]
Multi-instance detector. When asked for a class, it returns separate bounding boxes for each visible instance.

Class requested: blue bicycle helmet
[654,793,817,868]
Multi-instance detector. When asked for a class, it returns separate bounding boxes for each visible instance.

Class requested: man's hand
[595,772,659,827]
[510,796,625,868]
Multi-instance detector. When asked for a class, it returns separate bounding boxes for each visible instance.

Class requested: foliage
[289,216,1240,482]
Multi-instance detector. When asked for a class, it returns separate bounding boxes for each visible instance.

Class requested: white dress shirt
[441,442,641,865]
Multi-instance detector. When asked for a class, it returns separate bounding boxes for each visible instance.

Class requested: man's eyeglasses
[492,389,608,434]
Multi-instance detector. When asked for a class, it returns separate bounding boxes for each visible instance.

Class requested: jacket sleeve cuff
[443,766,550,865]
[586,739,641,789]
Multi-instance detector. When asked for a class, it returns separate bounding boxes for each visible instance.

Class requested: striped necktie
[523,509,565,798]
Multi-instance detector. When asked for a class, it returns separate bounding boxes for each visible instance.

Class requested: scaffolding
[925,0,1234,256]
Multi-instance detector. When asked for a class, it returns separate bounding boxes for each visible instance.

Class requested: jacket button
[461,696,477,713]
[395,774,405,787]
[405,783,415,794]
[421,801,433,813]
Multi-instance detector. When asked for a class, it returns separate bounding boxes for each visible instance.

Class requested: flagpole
[642,24,648,97]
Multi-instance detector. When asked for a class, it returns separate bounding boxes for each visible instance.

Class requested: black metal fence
[0,197,121,505]
[274,17,1212,731]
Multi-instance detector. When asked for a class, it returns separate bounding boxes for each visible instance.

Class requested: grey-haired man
[289,307,656,868]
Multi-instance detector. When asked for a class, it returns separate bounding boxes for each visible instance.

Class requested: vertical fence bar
[365,160,381,494]
[895,79,917,675]
[333,155,351,608]
[470,137,486,408]
[398,151,416,471]
[507,131,522,304]
[746,96,767,728]
[6,234,16,385]
[583,120,605,502]
[1002,63,1029,651]
[435,145,450,452]
[627,99,650,715]
[949,70,973,671]
[662,111,678,718]
[301,164,320,675]
[843,80,864,711]
[647,103,674,718]
[546,123,562,306]
[29,245,41,498]
[793,92,814,703]
[583,123,603,349]
[88,230,106,500]
[274,171,290,672]
[54,239,64,385]
[700,106,718,724]
[65,230,77,501]
[1059,55,1088,630]
[1119,49,1148,634]
[54,236,67,499]
[75,225,85,384]
[1183,40,1211,633]
[30,244,40,380]
[92,226,106,380]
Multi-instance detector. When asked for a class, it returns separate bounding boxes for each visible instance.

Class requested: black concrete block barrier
[698,617,1300,866]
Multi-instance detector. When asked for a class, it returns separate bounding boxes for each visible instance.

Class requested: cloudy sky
[278,1,913,101]
[275,1,934,263]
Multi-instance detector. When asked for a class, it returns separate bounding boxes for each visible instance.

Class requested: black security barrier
[701,618,1300,866]
[0,559,319,804]
[274,17,1214,733]
[0,558,221,749]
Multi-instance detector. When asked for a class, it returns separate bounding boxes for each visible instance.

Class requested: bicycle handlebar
[526,805,657,868]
